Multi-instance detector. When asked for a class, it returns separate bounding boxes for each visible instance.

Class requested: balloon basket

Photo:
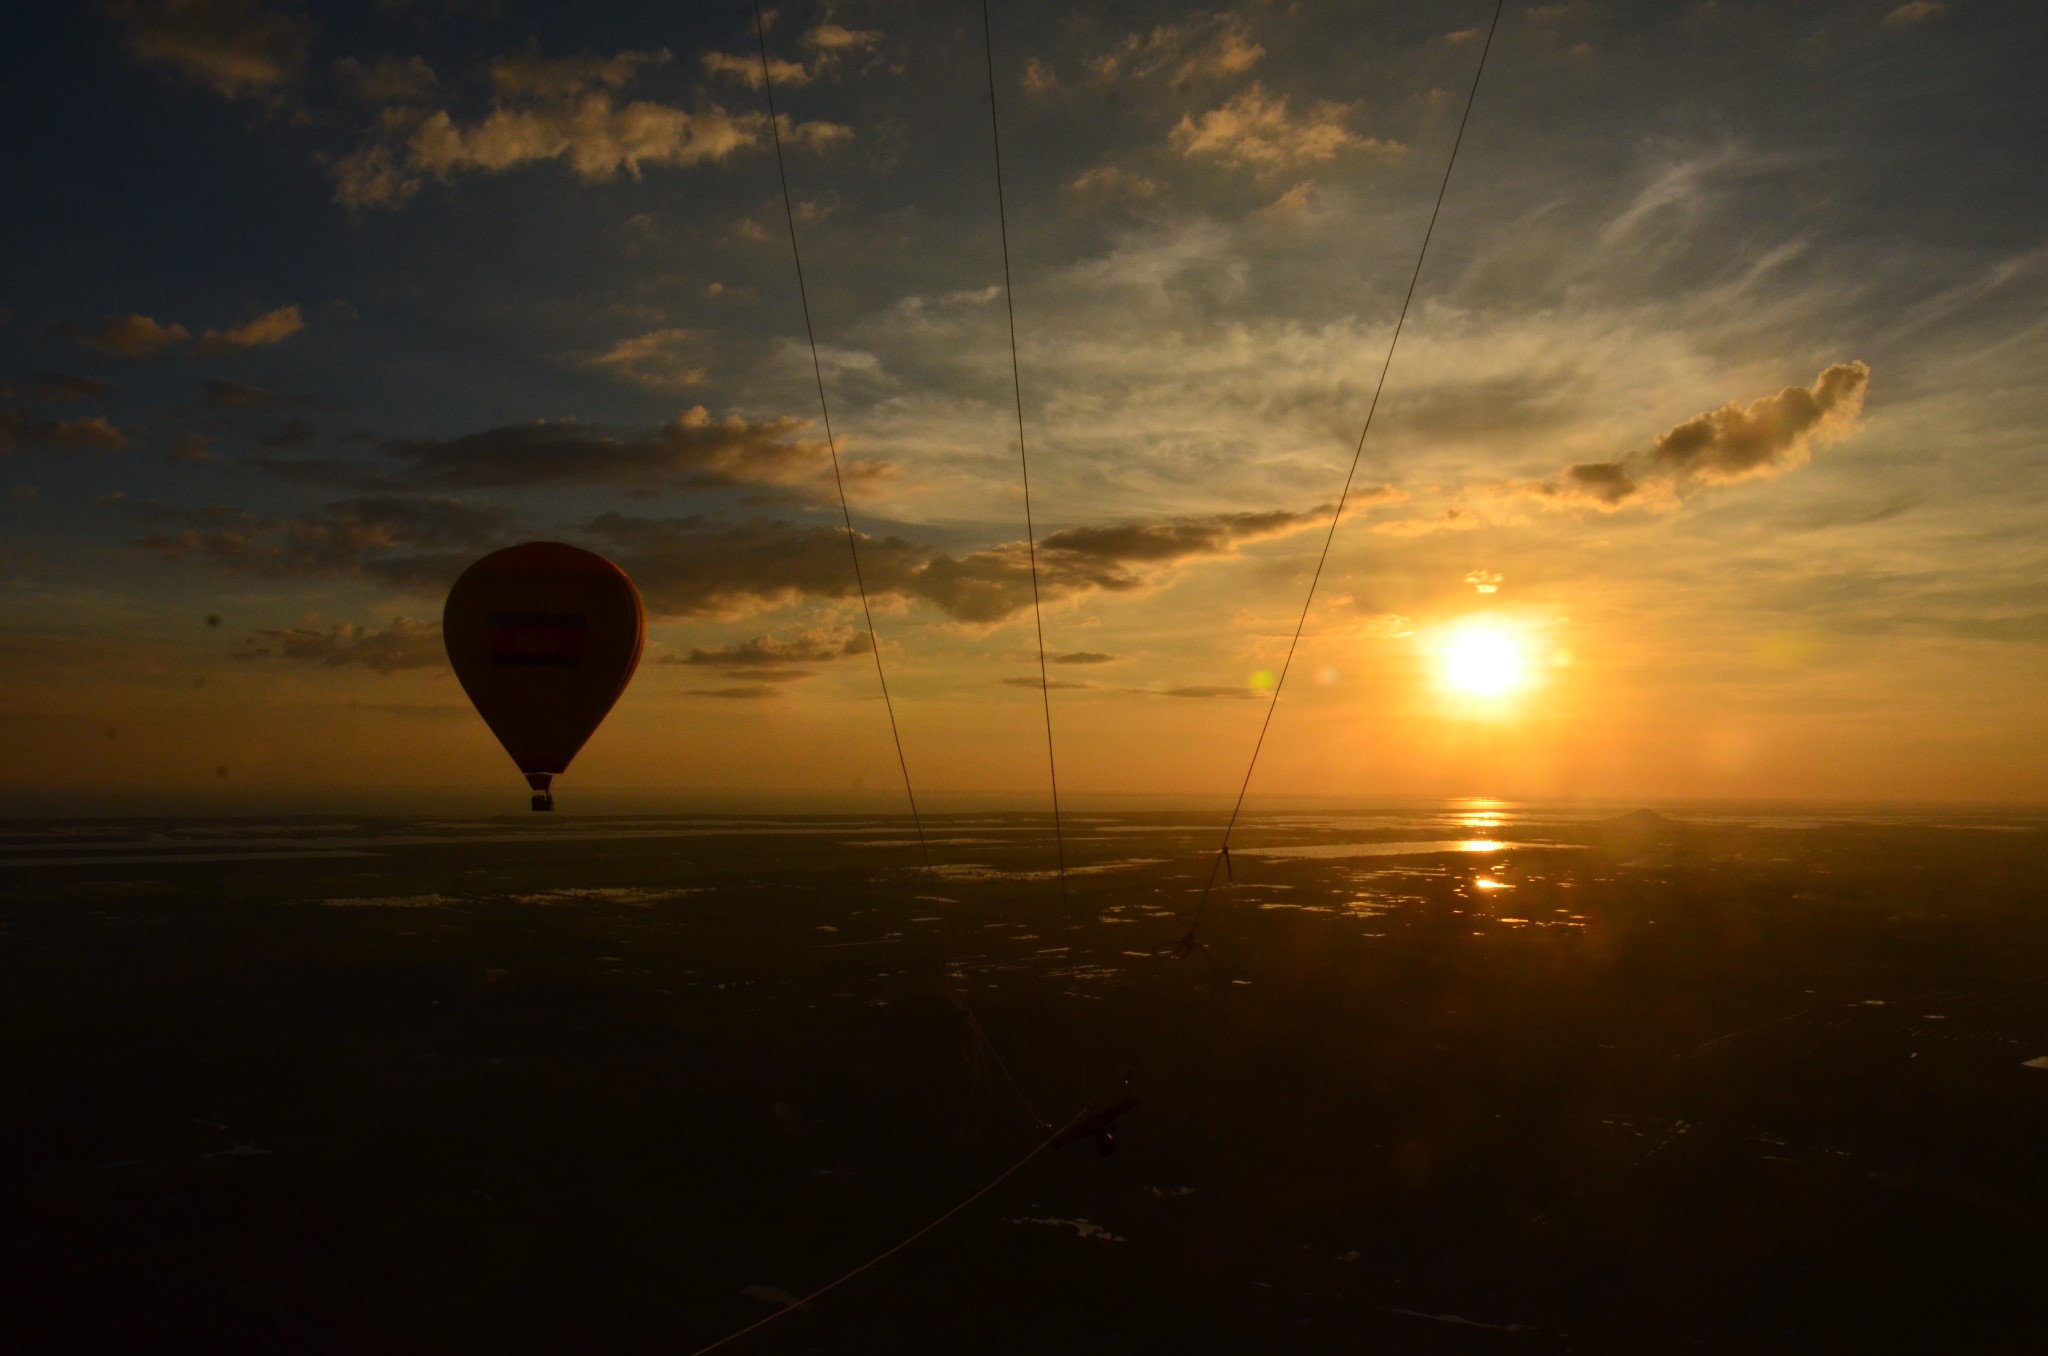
[530,791,555,812]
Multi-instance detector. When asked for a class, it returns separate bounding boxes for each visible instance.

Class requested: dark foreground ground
[3,806,2046,1353]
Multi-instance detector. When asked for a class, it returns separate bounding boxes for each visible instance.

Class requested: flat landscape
[4,805,2046,1353]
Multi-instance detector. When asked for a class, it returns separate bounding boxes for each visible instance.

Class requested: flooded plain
[3,803,2046,1352]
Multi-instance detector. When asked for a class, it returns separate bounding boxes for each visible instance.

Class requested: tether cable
[1175,0,1507,953]
[685,1112,1086,1355]
[751,1,927,872]
[752,0,1044,1132]
[977,0,1089,1104]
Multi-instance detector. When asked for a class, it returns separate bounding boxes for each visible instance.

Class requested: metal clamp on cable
[1050,1073,1138,1157]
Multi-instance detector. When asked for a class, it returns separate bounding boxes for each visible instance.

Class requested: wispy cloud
[134,495,508,587]
[82,314,190,358]
[80,306,302,358]
[702,50,807,90]
[3,371,113,403]
[1171,84,1397,173]
[584,328,706,390]
[589,504,1329,623]
[332,46,850,212]
[201,305,305,351]
[1001,675,1096,690]
[377,407,887,496]
[236,617,444,672]
[1881,2,1945,31]
[113,0,311,100]
[1087,14,1264,85]
[660,624,872,687]
[333,54,439,104]
[802,23,880,56]
[0,412,130,452]
[203,378,287,409]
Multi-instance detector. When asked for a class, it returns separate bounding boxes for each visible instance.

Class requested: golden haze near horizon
[2,2,2044,812]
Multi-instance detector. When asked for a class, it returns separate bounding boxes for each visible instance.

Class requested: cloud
[1088,15,1264,85]
[1597,144,1743,247]
[332,144,420,212]
[236,616,443,672]
[1259,181,1315,223]
[892,286,998,317]
[1067,165,1159,198]
[35,416,131,450]
[1021,57,1058,95]
[334,54,439,103]
[204,378,284,408]
[1170,83,1397,173]
[200,305,306,350]
[1645,361,1869,481]
[1881,2,1944,30]
[80,307,301,358]
[145,487,1332,626]
[113,0,312,100]
[803,23,879,54]
[1518,362,1872,512]
[588,513,917,620]
[1329,608,1414,640]
[592,504,1328,623]
[1155,684,1257,699]
[489,47,667,98]
[4,371,114,403]
[910,507,1330,623]
[396,98,758,197]
[661,625,872,685]
[776,115,854,152]
[381,406,887,495]
[702,50,808,89]
[374,0,503,17]
[332,45,850,211]
[1051,651,1123,664]
[1001,675,1096,690]
[257,417,320,449]
[1,411,129,452]
[686,685,784,700]
[1464,570,1502,595]
[1550,460,1640,507]
[83,314,191,358]
[585,328,705,390]
[135,494,508,586]
[1371,507,1484,538]
[1036,507,1327,564]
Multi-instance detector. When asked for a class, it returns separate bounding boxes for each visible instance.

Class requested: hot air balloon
[443,542,645,811]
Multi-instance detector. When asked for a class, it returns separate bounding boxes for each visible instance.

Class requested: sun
[1443,620,1526,698]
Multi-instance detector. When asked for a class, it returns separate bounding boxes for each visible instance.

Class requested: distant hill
[1600,808,1679,834]
[1593,808,1685,850]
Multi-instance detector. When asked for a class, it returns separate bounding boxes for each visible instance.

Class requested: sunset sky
[3,0,2044,813]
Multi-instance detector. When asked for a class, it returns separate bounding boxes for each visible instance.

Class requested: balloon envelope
[443,542,644,805]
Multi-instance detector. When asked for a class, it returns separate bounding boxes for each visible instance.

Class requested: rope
[751,1,930,875]
[751,0,1045,1133]
[685,1113,1086,1356]
[979,0,1090,1104]
[1174,0,1507,954]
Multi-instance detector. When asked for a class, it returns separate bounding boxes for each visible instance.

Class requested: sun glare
[1443,621,1526,698]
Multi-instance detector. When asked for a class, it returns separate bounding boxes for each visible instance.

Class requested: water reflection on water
[1237,839,1560,860]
